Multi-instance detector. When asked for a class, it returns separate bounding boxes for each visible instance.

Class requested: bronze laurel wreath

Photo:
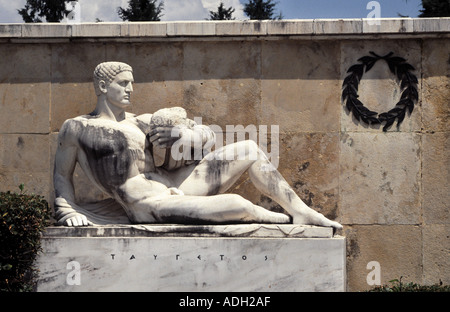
[342,52,418,132]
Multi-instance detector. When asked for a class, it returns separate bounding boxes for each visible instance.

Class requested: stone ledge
[0,18,448,39]
[42,224,334,238]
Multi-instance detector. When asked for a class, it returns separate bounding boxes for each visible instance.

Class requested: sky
[0,0,424,23]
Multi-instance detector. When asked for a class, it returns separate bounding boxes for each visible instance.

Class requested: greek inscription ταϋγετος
[109,253,270,261]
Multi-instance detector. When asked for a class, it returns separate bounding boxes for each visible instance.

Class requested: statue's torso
[69,114,153,192]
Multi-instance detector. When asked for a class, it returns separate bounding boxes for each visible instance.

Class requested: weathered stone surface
[340,132,421,224]
[0,134,51,198]
[127,22,167,37]
[0,24,22,37]
[315,19,362,34]
[35,226,345,292]
[363,18,413,33]
[422,132,450,224]
[423,224,450,285]
[414,17,450,32]
[167,21,215,36]
[42,224,334,238]
[261,40,340,132]
[183,41,261,127]
[422,39,450,132]
[216,20,267,36]
[267,20,314,35]
[340,39,422,132]
[22,23,71,37]
[345,225,422,291]
[0,82,51,134]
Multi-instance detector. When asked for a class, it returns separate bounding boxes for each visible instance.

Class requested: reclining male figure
[53,61,342,230]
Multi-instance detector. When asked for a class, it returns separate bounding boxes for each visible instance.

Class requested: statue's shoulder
[59,115,93,137]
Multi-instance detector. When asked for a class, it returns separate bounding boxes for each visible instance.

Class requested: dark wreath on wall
[342,52,419,132]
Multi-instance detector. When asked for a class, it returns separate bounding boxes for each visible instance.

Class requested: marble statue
[53,61,342,230]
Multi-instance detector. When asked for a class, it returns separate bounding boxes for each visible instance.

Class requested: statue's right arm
[53,120,92,226]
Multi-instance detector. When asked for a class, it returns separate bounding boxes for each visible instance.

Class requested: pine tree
[243,0,281,20]
[419,0,450,17]
[209,2,235,20]
[18,0,70,23]
[118,0,164,22]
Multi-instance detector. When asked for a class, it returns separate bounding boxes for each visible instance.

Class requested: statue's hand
[149,126,181,148]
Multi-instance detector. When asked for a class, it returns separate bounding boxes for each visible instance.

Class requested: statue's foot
[292,211,343,230]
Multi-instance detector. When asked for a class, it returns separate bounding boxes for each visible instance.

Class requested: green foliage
[118,0,164,21]
[368,277,450,292]
[419,0,450,17]
[243,0,282,20]
[0,185,51,292]
[209,2,235,20]
[18,0,70,23]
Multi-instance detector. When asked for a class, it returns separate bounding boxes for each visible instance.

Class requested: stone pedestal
[35,224,346,292]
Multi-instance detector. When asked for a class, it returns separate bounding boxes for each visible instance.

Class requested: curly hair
[93,62,133,96]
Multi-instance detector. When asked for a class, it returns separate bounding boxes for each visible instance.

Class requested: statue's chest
[78,121,146,160]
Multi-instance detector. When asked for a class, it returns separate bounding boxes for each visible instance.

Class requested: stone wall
[0,18,448,291]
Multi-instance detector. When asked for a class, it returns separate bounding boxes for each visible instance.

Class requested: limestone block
[51,43,106,82]
[314,19,362,34]
[277,132,340,221]
[127,22,167,37]
[72,23,122,37]
[422,132,449,224]
[423,224,450,285]
[422,39,450,132]
[261,40,340,132]
[340,132,421,225]
[413,17,450,32]
[226,132,340,223]
[0,44,51,81]
[340,40,422,132]
[0,171,51,200]
[0,134,50,172]
[183,41,261,126]
[216,20,267,36]
[167,21,215,36]
[22,23,71,37]
[0,134,51,197]
[51,83,97,132]
[345,225,422,291]
[0,24,22,37]
[363,18,414,33]
[0,82,50,134]
[266,20,313,35]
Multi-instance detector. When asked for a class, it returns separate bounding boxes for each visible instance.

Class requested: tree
[209,2,235,20]
[419,0,450,17]
[18,0,70,23]
[243,0,282,20]
[118,0,164,21]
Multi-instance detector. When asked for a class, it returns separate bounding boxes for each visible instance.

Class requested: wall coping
[0,18,448,41]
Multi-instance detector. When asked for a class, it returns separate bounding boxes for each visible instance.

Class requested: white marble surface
[35,225,345,292]
[42,224,334,238]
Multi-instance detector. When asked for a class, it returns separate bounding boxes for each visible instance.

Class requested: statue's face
[104,71,134,109]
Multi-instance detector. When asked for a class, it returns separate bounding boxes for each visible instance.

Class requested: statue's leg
[117,174,290,224]
[175,140,342,229]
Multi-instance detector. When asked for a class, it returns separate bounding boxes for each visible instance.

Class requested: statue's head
[93,62,134,109]
[93,62,133,96]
